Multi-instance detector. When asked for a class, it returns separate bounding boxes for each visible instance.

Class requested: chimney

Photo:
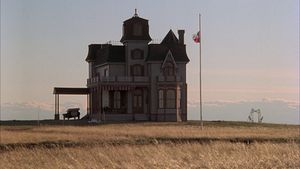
[178,29,185,44]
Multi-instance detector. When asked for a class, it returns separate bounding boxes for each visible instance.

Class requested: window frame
[158,90,164,109]
[133,89,143,110]
[131,49,144,60]
[163,62,175,76]
[131,64,144,76]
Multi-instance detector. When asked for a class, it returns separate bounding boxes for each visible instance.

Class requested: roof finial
[134,8,138,17]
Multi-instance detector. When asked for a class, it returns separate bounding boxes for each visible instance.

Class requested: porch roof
[53,87,89,95]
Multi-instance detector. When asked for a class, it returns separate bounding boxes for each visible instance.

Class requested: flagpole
[199,13,203,130]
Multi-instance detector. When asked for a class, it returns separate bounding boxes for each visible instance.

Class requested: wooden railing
[157,76,181,82]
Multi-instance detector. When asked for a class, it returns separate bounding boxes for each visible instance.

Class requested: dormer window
[133,23,142,36]
[131,49,144,59]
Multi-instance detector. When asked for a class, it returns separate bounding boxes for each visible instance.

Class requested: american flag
[192,31,200,43]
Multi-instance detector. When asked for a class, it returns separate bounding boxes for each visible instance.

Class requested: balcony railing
[87,75,183,85]
[157,76,181,82]
[87,76,150,85]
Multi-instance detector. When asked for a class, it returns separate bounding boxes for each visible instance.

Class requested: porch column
[99,86,102,121]
[87,94,90,117]
[127,90,133,119]
[54,94,60,120]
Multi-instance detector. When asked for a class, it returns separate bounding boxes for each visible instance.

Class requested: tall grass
[1,143,299,169]
[0,122,299,168]
[1,122,299,144]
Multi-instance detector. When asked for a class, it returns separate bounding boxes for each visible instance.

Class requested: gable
[146,44,189,63]
[161,30,179,45]
[162,50,177,68]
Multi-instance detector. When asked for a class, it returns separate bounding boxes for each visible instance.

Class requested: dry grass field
[0,121,299,169]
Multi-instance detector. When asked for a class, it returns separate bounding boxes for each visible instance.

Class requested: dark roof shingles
[146,44,189,62]
[87,29,189,64]
[96,45,125,65]
[161,30,179,45]
[86,44,125,64]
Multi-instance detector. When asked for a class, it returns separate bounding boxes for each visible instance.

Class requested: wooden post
[87,94,89,117]
[54,94,60,120]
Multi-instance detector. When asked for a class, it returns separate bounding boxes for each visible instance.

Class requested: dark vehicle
[63,108,80,120]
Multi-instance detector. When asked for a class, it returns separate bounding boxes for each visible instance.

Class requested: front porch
[89,85,150,121]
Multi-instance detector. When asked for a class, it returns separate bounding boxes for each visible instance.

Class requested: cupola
[120,9,152,43]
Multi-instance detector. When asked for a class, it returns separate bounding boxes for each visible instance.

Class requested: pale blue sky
[1,0,299,124]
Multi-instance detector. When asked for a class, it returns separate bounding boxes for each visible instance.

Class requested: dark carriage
[63,108,80,120]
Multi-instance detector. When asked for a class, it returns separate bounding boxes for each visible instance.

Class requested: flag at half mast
[193,31,200,43]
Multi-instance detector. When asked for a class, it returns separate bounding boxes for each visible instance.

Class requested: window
[131,49,144,59]
[133,89,142,108]
[133,23,142,36]
[104,69,108,77]
[166,89,176,108]
[131,64,144,76]
[158,90,164,108]
[113,91,121,109]
[163,62,175,76]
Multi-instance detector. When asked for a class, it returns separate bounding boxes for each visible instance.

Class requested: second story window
[163,62,175,76]
[131,49,144,60]
[131,64,144,76]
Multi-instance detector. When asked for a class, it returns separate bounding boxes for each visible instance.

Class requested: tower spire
[134,8,138,17]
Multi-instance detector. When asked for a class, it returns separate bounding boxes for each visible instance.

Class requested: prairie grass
[0,122,299,168]
[1,143,299,169]
[0,122,299,144]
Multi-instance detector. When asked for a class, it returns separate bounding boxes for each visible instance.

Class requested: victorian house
[84,12,189,121]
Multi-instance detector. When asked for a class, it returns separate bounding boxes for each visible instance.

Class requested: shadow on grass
[1,136,299,152]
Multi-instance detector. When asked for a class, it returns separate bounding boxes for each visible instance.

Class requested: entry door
[133,89,143,114]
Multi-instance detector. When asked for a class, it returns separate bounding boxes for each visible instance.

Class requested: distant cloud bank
[1,101,85,120]
[188,99,299,125]
[1,99,299,124]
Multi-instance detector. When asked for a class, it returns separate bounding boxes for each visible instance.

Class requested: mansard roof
[86,44,125,64]
[85,44,102,62]
[86,30,189,64]
[120,15,152,43]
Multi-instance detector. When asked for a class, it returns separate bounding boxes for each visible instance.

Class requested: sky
[1,0,299,124]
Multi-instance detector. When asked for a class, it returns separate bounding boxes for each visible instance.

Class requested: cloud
[188,99,299,124]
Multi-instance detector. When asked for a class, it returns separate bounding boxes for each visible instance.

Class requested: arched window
[131,49,144,59]
[131,64,144,76]
[163,62,175,76]
[166,89,176,108]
